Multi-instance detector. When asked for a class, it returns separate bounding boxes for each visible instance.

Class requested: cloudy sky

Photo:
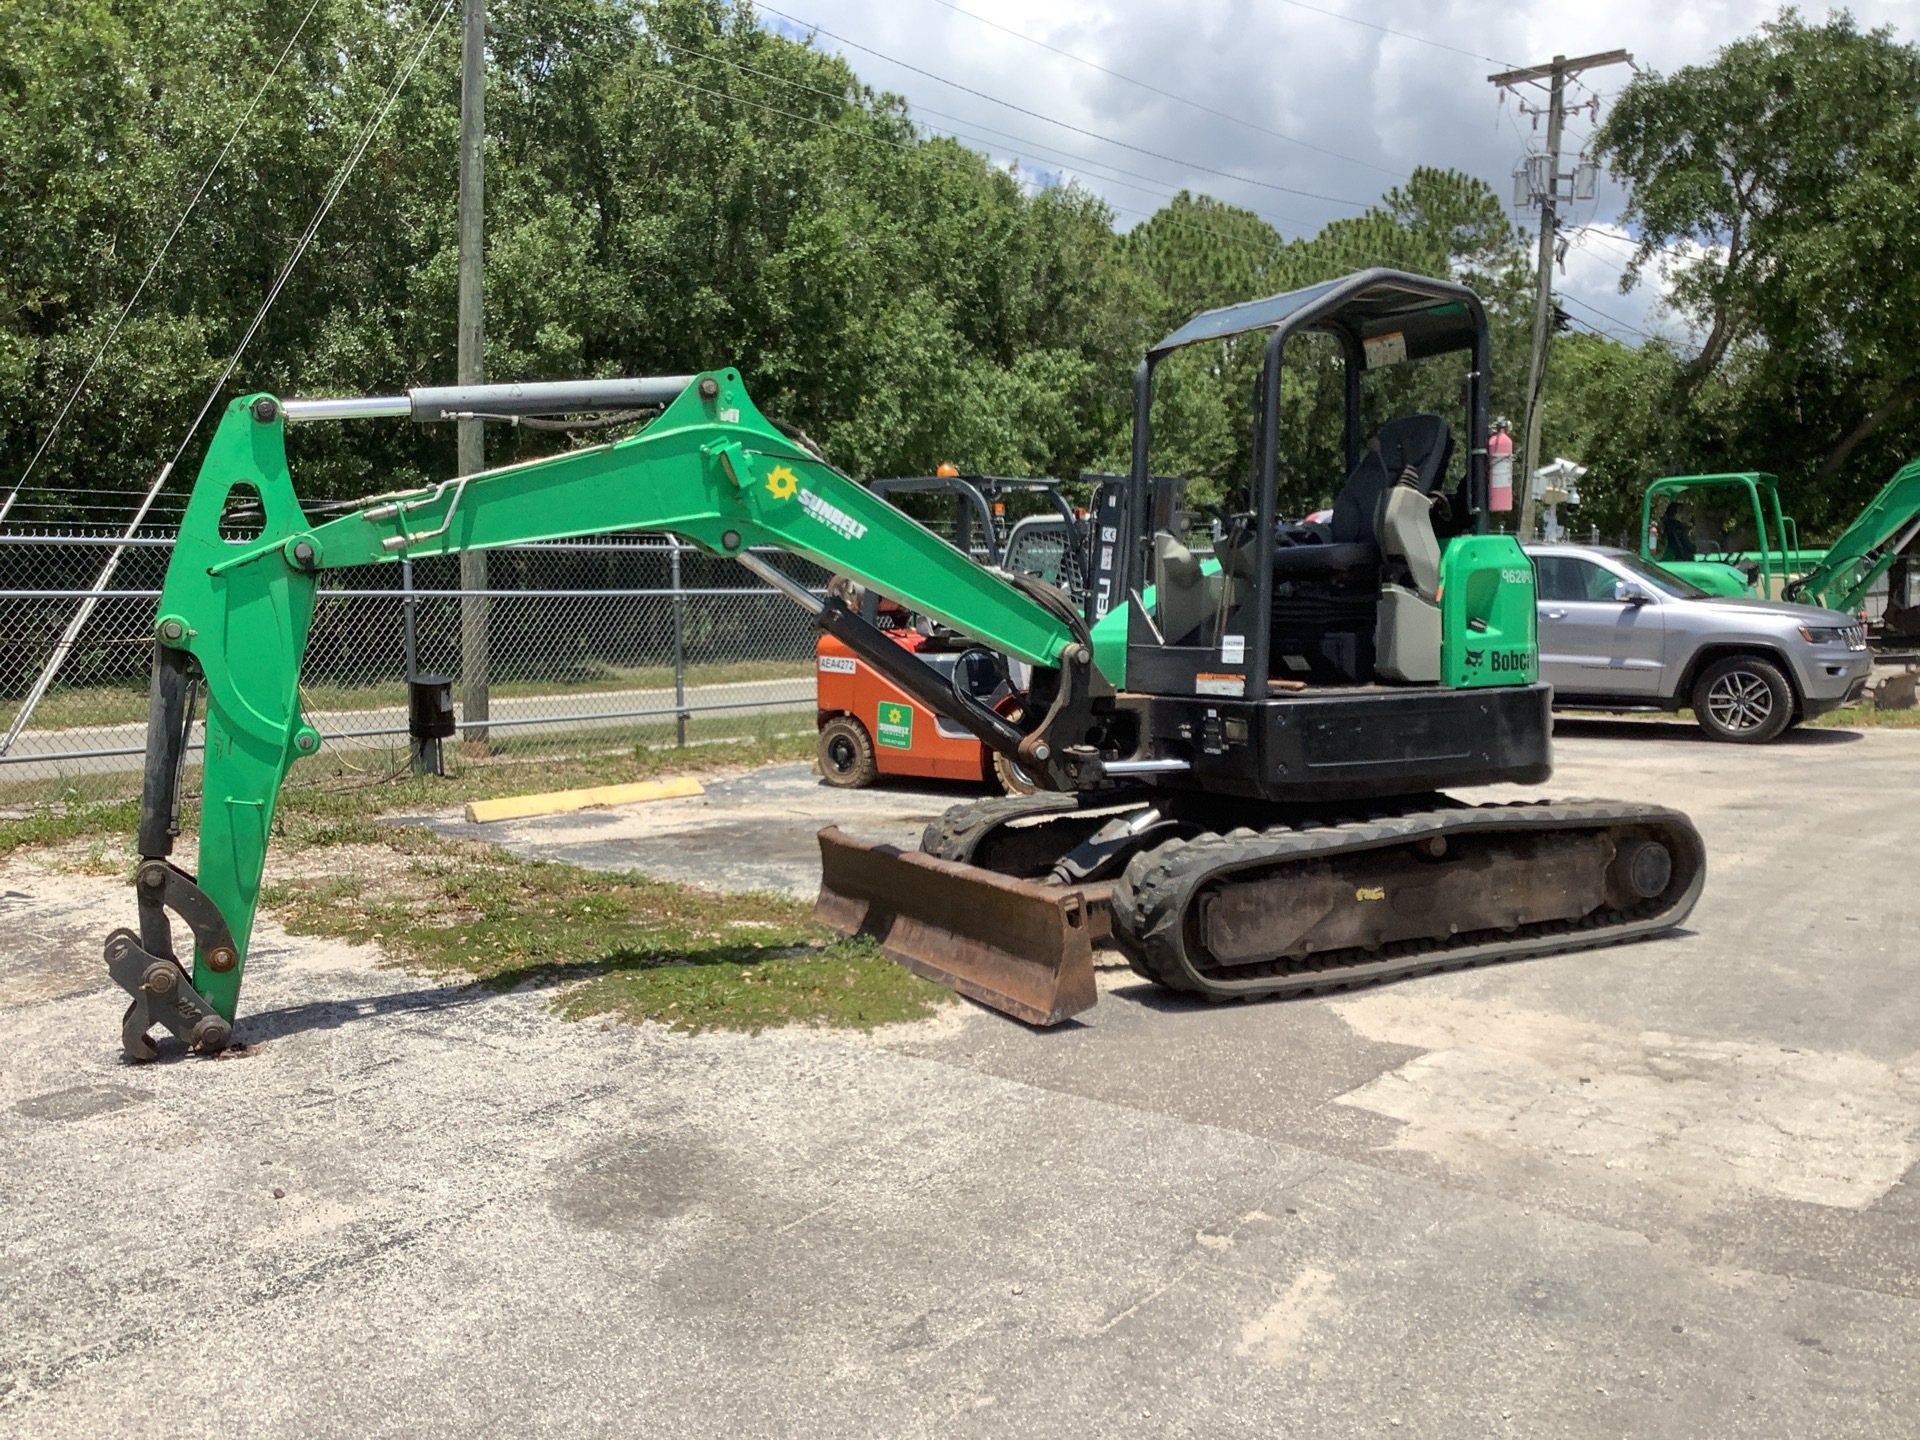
[756,0,1914,346]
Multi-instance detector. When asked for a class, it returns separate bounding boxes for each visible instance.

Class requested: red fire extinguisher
[1489,418,1514,512]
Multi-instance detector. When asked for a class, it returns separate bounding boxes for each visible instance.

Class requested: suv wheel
[1691,655,1794,744]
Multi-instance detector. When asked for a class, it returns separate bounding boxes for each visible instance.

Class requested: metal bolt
[250,396,279,424]
[140,865,166,889]
[142,963,177,995]
[721,530,742,552]
[698,377,720,399]
[1033,743,1051,761]
[191,1016,232,1052]
[158,618,186,642]
[206,946,237,974]
[291,540,316,567]
[295,732,317,753]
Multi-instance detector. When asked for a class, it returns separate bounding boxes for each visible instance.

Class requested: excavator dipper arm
[1785,458,1920,614]
[113,370,1099,1057]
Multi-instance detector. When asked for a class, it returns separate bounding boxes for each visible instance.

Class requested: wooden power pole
[1489,49,1631,540]
[457,0,489,749]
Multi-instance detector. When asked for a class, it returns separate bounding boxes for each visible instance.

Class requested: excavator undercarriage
[818,786,1703,1023]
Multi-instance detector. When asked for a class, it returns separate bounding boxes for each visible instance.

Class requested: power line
[1558,291,1653,341]
[1566,223,1696,262]
[642,34,1331,233]
[914,0,1404,179]
[507,14,1446,282]
[654,67,1417,277]
[757,4,1373,210]
[1558,311,1637,345]
[3,0,326,522]
[1271,0,1515,67]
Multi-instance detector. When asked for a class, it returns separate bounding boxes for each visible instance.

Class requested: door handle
[1543,609,1568,620]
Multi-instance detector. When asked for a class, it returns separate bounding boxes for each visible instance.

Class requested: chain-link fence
[0,529,829,805]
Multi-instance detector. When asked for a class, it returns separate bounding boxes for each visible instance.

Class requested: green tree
[1597,9,1920,533]
[2,0,1536,530]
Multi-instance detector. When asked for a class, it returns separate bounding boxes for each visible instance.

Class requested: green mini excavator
[109,270,1705,1059]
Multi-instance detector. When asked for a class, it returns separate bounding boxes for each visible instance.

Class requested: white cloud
[759,0,1913,340]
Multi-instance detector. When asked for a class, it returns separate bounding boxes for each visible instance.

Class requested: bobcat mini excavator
[107,270,1705,1059]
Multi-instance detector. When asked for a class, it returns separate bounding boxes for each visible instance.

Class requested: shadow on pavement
[1103,925,1703,1017]
[114,979,516,1064]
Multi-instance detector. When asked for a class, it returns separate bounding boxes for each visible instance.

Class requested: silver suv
[1525,543,1872,743]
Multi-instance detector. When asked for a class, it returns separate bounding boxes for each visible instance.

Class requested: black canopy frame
[1123,268,1492,699]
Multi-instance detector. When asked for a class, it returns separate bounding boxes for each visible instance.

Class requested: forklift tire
[818,716,878,787]
[993,752,1040,796]
[1691,654,1794,744]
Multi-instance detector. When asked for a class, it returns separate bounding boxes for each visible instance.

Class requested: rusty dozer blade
[814,826,1100,1026]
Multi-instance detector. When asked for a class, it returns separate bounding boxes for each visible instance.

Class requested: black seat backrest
[1330,450,1392,546]
[1328,415,1454,547]
[1375,414,1454,496]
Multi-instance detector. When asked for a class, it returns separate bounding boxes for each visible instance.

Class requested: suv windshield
[1614,552,1710,599]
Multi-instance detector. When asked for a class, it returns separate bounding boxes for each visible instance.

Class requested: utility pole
[1490,49,1631,540]
[456,0,489,751]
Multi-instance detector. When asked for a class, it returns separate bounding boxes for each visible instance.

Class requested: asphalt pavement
[3,718,1917,1437]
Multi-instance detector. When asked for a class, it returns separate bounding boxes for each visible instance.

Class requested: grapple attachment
[814,827,1101,1025]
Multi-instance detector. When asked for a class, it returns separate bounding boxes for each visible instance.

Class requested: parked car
[1524,543,1873,743]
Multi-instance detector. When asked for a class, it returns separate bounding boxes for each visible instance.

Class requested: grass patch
[1561,702,1920,732]
[262,829,949,1035]
[0,730,817,852]
[275,730,816,836]
[0,797,140,860]
[1806,703,1920,729]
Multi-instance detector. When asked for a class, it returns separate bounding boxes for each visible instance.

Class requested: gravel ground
[4,720,1917,1438]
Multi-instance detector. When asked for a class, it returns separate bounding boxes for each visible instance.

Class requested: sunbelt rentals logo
[763,460,867,541]
[876,702,913,749]
[798,488,867,541]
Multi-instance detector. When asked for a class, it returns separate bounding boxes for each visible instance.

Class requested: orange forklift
[816,472,1090,792]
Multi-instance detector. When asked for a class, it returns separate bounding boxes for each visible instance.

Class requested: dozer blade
[814,826,1100,1026]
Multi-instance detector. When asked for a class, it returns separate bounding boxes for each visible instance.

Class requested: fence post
[401,557,419,682]
[460,552,490,752]
[670,538,688,747]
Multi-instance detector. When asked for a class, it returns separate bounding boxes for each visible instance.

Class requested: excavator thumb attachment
[814,827,1099,1025]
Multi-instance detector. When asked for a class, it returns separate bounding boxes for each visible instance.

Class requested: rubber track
[1111,798,1706,1002]
[920,791,1149,873]
[920,792,1083,865]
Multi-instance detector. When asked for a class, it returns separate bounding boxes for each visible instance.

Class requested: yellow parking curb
[463,776,705,824]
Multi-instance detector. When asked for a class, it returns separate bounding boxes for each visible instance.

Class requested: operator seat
[1372,415,1454,683]
[1261,415,1450,685]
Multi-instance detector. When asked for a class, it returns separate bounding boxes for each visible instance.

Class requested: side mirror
[1615,581,1654,606]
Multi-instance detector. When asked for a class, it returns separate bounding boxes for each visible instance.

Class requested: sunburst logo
[765,464,799,500]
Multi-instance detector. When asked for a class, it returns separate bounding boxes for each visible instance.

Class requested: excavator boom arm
[116,370,1091,1055]
[1787,458,1920,613]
